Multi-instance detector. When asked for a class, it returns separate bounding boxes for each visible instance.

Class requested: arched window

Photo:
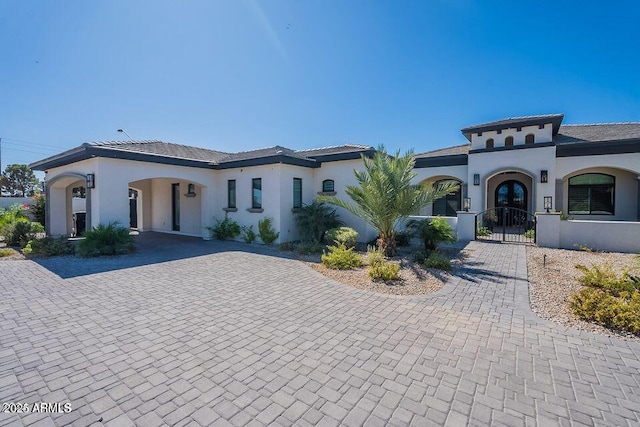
[486,138,494,149]
[432,179,462,217]
[525,134,535,144]
[568,173,615,215]
[505,136,514,147]
[322,179,335,193]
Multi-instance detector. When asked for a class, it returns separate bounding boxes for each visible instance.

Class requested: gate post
[456,211,477,241]
[535,212,561,248]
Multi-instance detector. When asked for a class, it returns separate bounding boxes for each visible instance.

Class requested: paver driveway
[1,234,639,426]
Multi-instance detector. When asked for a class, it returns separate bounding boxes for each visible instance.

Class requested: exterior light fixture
[540,170,548,183]
[185,183,197,197]
[463,197,471,212]
[544,196,552,213]
[86,173,95,189]
[473,174,480,186]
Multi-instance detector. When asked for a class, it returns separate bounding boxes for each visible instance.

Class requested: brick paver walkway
[1,235,639,426]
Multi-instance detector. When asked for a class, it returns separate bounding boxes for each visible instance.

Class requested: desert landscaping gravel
[527,245,640,343]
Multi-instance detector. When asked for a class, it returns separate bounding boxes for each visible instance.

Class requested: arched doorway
[495,180,527,211]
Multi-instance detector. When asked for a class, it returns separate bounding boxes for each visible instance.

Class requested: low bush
[23,237,75,257]
[369,261,400,280]
[3,219,43,247]
[258,217,279,244]
[524,229,535,239]
[321,243,362,270]
[570,263,640,334]
[0,248,14,257]
[326,227,358,248]
[208,216,241,240]
[295,201,343,242]
[476,226,492,237]
[424,251,451,271]
[77,222,135,257]
[407,217,455,251]
[241,225,257,243]
[279,241,294,252]
[296,240,325,255]
[394,231,411,247]
[367,245,384,267]
[412,249,429,263]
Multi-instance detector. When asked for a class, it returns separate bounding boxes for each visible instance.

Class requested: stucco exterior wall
[414,166,467,216]
[470,123,553,150]
[278,164,315,242]
[559,220,640,253]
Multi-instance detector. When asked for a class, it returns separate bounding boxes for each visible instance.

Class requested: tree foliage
[1,164,39,197]
[319,146,458,256]
[294,201,343,242]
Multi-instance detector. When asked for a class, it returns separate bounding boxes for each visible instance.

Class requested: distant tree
[0,164,40,197]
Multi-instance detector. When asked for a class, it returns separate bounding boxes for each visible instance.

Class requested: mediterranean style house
[30,113,640,252]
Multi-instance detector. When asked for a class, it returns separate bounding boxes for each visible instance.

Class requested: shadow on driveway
[35,232,294,279]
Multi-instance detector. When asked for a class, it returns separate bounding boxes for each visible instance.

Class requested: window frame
[525,134,535,144]
[293,178,302,209]
[567,173,615,215]
[251,178,262,209]
[504,136,514,147]
[485,138,494,149]
[322,179,335,193]
[432,179,462,217]
[227,180,236,209]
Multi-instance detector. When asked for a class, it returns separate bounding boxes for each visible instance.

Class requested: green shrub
[0,248,14,257]
[367,245,384,267]
[476,226,492,237]
[412,249,429,263]
[321,243,362,270]
[31,193,46,227]
[296,240,325,255]
[241,225,257,243]
[569,263,640,334]
[326,227,358,248]
[23,237,75,257]
[295,201,343,242]
[424,251,451,271]
[524,229,535,239]
[77,222,135,257]
[258,217,279,244]
[369,261,400,280]
[279,241,294,252]
[3,219,43,247]
[407,217,455,251]
[208,216,241,240]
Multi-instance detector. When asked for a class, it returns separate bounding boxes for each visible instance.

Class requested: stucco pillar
[535,212,561,249]
[456,211,477,241]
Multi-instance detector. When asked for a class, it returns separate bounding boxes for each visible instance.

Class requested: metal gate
[475,207,536,244]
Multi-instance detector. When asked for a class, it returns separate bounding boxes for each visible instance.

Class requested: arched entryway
[495,180,528,211]
[45,172,92,236]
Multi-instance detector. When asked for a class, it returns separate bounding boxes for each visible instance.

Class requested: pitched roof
[554,123,640,144]
[296,144,372,158]
[415,144,470,158]
[461,114,564,140]
[88,140,230,163]
[222,145,310,162]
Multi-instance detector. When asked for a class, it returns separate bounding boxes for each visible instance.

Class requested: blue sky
[1,0,639,172]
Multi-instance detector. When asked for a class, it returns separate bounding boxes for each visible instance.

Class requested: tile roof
[295,144,373,158]
[554,123,640,144]
[89,140,230,163]
[461,114,565,140]
[222,145,310,162]
[415,144,470,158]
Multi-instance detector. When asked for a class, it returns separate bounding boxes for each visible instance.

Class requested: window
[171,183,180,231]
[227,180,236,208]
[432,179,462,217]
[252,178,262,209]
[505,136,514,147]
[293,178,302,209]
[525,134,535,144]
[322,179,335,192]
[568,173,615,215]
[486,138,494,149]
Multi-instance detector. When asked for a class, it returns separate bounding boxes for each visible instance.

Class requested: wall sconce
[463,197,471,212]
[544,196,552,213]
[86,173,95,189]
[185,183,197,197]
[473,174,480,186]
[540,170,548,183]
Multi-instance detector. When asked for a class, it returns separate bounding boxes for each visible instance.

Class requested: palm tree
[318,146,459,256]
[294,201,343,242]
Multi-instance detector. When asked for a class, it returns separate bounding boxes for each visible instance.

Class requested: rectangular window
[293,178,302,209]
[227,180,236,208]
[568,173,615,215]
[252,178,262,209]
[171,183,180,231]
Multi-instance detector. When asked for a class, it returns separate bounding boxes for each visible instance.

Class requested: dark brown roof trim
[213,154,319,169]
[461,115,564,141]
[469,141,555,155]
[414,154,468,168]
[556,139,640,157]
[307,149,375,163]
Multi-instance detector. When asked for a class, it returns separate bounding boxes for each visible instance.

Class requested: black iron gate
[475,207,536,244]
